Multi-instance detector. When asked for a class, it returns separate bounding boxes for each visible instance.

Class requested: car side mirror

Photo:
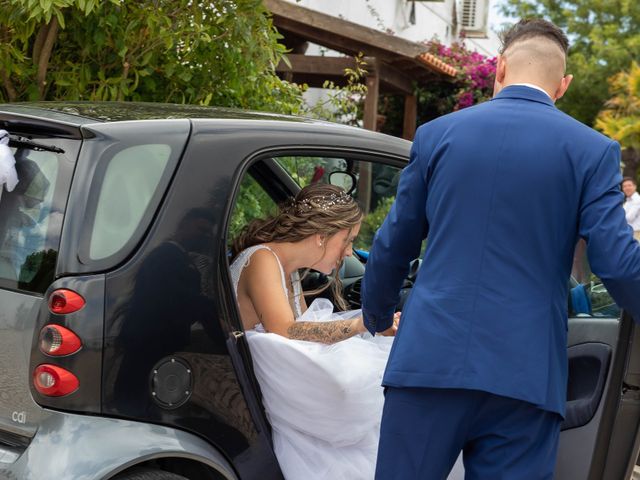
[328,171,356,195]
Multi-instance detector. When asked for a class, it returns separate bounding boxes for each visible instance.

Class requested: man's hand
[379,312,401,336]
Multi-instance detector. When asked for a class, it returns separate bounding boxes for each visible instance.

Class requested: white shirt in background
[624,191,640,232]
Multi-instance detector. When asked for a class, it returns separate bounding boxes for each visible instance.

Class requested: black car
[0,102,638,480]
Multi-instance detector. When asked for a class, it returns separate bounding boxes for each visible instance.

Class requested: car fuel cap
[150,356,193,409]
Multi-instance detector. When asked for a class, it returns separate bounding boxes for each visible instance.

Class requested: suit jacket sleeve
[361,131,429,334]
[579,141,640,321]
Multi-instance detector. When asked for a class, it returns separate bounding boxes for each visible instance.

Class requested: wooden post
[359,74,379,214]
[363,74,379,131]
[403,94,417,140]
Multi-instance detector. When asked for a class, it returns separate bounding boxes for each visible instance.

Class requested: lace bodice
[230,244,303,323]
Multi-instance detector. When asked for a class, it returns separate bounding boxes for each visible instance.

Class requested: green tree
[0,0,304,113]
[306,53,368,125]
[355,195,394,250]
[499,0,640,126]
[595,61,640,179]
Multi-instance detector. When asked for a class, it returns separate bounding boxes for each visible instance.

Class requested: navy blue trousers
[375,387,562,480]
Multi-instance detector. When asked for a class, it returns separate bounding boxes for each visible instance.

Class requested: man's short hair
[622,177,637,186]
[500,18,569,55]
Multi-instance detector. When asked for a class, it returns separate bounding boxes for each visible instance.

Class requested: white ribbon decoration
[0,129,19,202]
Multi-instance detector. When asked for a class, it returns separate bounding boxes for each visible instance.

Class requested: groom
[362,18,640,479]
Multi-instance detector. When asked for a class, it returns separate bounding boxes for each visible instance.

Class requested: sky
[460,0,513,57]
[488,0,514,33]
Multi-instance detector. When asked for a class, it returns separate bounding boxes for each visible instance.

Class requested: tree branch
[622,147,640,180]
[0,25,18,101]
[1,70,18,102]
[32,23,49,66]
[37,17,59,99]
[117,61,130,101]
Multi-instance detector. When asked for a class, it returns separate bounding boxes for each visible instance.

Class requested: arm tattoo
[287,319,357,344]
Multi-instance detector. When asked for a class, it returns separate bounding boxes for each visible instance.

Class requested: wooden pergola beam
[370,59,414,95]
[276,53,417,140]
[276,54,415,94]
[265,0,426,60]
[277,55,356,77]
[263,0,459,142]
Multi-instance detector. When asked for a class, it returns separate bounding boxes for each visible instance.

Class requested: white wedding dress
[230,245,465,480]
[230,245,393,480]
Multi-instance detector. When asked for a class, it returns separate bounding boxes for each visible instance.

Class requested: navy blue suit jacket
[361,85,640,416]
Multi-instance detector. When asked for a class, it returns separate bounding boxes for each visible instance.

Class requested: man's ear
[553,74,573,102]
[493,55,507,96]
[496,55,507,83]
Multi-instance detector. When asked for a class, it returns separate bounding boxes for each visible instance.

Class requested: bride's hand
[354,316,368,334]
[379,312,401,336]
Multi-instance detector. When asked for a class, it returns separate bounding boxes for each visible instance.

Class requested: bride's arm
[288,312,399,342]
[241,250,366,344]
[286,317,366,344]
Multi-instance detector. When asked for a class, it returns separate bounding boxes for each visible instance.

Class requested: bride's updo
[231,183,363,309]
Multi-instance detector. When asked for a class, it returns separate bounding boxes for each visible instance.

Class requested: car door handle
[561,342,612,431]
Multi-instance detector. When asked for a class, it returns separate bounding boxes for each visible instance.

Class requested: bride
[229,183,398,479]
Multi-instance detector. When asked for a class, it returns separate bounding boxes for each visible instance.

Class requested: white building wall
[286,0,501,57]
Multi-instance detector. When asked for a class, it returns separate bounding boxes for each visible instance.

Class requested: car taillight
[39,324,82,356]
[48,289,85,315]
[33,364,79,397]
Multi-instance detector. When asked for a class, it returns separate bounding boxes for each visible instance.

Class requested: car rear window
[0,149,66,293]
[88,144,171,260]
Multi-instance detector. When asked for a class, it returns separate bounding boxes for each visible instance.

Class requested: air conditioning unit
[459,0,489,37]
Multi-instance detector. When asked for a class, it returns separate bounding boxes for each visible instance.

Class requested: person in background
[622,176,640,241]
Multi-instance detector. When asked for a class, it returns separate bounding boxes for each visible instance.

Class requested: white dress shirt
[624,191,640,231]
[511,83,552,99]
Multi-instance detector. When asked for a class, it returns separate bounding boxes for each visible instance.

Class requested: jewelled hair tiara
[286,191,354,213]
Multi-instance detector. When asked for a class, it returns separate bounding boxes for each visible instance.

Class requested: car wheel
[113,467,189,480]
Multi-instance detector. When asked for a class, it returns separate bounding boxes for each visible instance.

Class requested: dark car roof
[0,102,411,156]
[0,102,318,125]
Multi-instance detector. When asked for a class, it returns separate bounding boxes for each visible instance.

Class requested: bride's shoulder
[237,247,289,303]
[239,246,281,277]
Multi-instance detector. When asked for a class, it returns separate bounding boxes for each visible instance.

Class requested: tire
[113,467,190,480]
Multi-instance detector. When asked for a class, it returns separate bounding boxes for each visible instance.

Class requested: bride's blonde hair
[232,183,363,310]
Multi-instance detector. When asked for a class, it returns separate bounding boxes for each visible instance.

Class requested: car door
[226,149,640,480]
[555,246,640,480]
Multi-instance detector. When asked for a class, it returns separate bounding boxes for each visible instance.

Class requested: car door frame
[220,145,409,460]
